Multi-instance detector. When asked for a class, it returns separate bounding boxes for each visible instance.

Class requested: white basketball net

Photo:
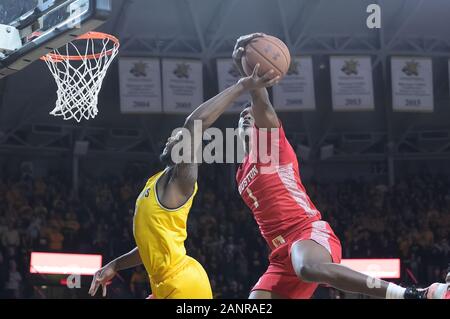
[43,34,119,122]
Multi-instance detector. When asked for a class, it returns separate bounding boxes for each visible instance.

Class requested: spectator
[130,266,149,299]
[62,210,80,250]
[4,260,22,298]
[2,221,20,248]
[47,225,64,251]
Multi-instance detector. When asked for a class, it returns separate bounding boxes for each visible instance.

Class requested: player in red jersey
[233,33,450,300]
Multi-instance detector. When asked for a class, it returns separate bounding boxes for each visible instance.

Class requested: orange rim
[40,32,120,62]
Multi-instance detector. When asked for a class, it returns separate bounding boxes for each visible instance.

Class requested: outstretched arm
[233,33,280,129]
[89,247,142,297]
[168,65,279,197]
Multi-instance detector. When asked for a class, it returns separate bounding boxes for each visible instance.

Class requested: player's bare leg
[249,290,284,299]
[291,240,449,299]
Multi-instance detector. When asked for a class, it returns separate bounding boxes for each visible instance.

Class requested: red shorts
[252,220,342,299]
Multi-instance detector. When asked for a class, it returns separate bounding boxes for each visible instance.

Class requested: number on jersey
[246,187,259,208]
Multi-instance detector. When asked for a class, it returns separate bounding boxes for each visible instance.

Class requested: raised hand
[238,63,280,91]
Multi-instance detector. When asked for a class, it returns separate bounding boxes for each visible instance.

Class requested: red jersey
[236,124,322,250]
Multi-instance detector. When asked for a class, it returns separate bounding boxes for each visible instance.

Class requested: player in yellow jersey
[88,64,280,299]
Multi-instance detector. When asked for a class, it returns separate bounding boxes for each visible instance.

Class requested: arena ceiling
[0,0,450,161]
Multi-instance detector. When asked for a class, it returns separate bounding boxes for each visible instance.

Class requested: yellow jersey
[133,169,197,283]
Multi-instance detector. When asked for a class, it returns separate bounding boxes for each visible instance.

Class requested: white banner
[330,56,375,111]
[119,58,162,113]
[162,59,203,114]
[273,56,316,111]
[216,59,250,113]
[391,57,434,112]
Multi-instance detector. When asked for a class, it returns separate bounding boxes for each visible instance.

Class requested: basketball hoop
[41,32,120,122]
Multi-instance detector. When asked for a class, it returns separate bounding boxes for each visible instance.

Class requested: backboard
[0,0,112,79]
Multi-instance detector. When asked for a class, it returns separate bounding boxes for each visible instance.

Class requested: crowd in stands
[0,161,449,298]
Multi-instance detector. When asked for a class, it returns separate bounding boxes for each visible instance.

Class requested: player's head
[238,103,254,141]
[159,130,183,167]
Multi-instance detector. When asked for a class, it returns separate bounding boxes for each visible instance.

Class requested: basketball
[242,35,291,78]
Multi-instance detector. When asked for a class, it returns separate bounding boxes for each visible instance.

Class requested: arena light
[30,252,102,275]
[341,259,400,278]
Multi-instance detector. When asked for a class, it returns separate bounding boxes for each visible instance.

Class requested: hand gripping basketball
[233,33,291,79]
[232,33,266,76]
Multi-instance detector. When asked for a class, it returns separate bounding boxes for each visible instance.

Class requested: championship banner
[273,56,316,111]
[330,56,375,111]
[162,59,203,114]
[118,57,162,113]
[216,59,250,113]
[391,57,434,112]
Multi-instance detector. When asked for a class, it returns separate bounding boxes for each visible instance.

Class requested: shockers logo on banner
[391,57,434,112]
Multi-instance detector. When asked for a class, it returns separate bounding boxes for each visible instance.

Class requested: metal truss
[2,122,449,160]
[291,128,450,162]
[0,122,156,160]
